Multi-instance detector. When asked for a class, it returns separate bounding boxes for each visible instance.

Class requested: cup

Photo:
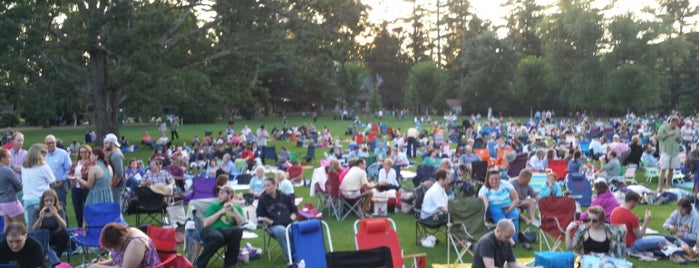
[241,250,249,263]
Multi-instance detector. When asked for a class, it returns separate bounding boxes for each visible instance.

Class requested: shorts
[0,200,25,217]
[342,190,362,199]
[659,152,681,169]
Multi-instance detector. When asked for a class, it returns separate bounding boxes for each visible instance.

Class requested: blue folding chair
[29,229,50,268]
[72,202,127,265]
[566,173,592,207]
[285,220,333,268]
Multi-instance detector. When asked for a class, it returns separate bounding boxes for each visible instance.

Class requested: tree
[365,23,411,109]
[335,60,368,110]
[505,0,544,57]
[541,0,605,112]
[368,89,383,114]
[404,61,449,114]
[510,56,551,110]
[457,31,517,114]
[605,64,662,113]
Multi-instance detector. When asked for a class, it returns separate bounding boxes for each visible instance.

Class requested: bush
[0,113,20,128]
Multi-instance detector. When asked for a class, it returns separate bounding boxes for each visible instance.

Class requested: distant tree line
[0,0,697,135]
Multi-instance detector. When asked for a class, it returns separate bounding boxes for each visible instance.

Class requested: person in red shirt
[286,161,303,184]
[240,146,255,170]
[610,191,672,253]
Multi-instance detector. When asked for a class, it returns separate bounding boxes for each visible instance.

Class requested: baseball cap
[104,133,121,147]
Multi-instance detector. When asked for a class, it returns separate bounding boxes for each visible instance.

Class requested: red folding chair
[147,225,192,268]
[354,218,426,268]
[538,197,576,251]
[548,159,568,181]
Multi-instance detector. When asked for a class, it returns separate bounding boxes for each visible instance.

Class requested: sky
[364,0,697,31]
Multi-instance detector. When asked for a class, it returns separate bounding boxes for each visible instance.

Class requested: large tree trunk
[91,48,119,145]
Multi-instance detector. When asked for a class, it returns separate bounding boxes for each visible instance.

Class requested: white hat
[104,133,121,147]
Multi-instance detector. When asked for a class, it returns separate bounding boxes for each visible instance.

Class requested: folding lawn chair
[147,225,192,268]
[447,196,490,264]
[548,159,568,181]
[470,161,488,182]
[566,173,592,207]
[326,246,394,268]
[354,218,426,268]
[285,219,333,268]
[183,177,216,205]
[303,145,316,163]
[507,153,529,178]
[340,191,370,221]
[412,184,448,246]
[73,202,127,265]
[184,209,224,266]
[623,165,639,185]
[538,196,576,251]
[126,186,168,225]
[262,146,278,165]
[321,171,343,220]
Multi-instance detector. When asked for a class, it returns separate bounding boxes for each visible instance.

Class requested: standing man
[472,219,526,268]
[657,116,681,191]
[406,127,419,158]
[256,125,269,147]
[9,132,26,180]
[104,133,125,209]
[170,117,180,140]
[256,178,297,263]
[44,135,72,213]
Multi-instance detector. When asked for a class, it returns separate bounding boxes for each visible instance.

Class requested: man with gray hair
[527,149,546,172]
[472,219,525,268]
[45,134,72,211]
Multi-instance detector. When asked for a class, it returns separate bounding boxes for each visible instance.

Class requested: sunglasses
[589,219,600,223]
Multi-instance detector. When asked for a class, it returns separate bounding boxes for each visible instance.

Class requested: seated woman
[423,149,441,168]
[32,189,70,266]
[538,173,563,198]
[567,151,583,174]
[663,197,699,247]
[579,180,619,223]
[478,170,521,243]
[125,158,145,190]
[275,170,295,201]
[565,206,626,258]
[377,158,399,191]
[205,158,220,178]
[91,223,160,268]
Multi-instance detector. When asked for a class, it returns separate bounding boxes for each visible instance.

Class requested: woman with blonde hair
[0,148,24,230]
[21,144,55,228]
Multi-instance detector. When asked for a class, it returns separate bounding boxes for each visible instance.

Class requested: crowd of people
[2,110,699,267]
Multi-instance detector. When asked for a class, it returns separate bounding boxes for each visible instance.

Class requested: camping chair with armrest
[412,164,436,188]
[354,218,426,268]
[447,196,490,264]
[339,189,370,221]
[507,153,529,178]
[548,159,568,181]
[470,161,488,182]
[322,171,343,220]
[285,219,334,268]
[303,145,316,163]
[262,146,278,165]
[412,184,448,246]
[183,209,225,266]
[261,220,286,262]
[147,225,192,268]
[183,177,216,205]
[537,196,576,251]
[72,202,128,265]
[566,173,592,207]
[126,186,168,225]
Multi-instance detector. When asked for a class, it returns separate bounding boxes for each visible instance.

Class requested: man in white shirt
[420,169,450,224]
[527,149,546,172]
[589,136,604,158]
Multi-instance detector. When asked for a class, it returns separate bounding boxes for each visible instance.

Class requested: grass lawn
[16,115,684,267]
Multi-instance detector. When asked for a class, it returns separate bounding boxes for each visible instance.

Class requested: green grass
[16,115,683,267]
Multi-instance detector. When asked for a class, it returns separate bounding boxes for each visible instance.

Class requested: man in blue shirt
[44,135,72,212]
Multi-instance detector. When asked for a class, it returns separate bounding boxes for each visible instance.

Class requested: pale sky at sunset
[365,0,697,30]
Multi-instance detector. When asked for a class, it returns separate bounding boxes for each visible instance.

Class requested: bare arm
[482,257,497,268]
[506,260,526,268]
[80,166,100,189]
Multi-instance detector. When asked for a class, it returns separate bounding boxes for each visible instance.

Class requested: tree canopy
[1,0,698,132]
